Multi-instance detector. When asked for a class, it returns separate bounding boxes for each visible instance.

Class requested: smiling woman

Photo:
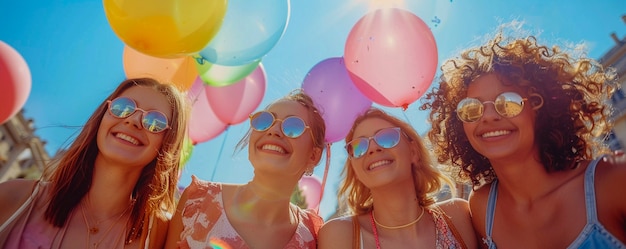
[164,89,326,249]
[318,107,477,249]
[422,24,626,248]
[0,77,189,249]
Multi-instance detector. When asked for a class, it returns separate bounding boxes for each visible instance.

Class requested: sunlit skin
[247,100,320,180]
[462,73,539,165]
[350,118,416,190]
[96,86,172,170]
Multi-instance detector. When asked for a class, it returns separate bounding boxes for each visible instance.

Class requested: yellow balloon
[104,0,227,58]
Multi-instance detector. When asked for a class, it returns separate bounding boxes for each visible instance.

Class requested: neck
[231,184,294,224]
[491,157,574,203]
[88,163,138,218]
[245,179,293,202]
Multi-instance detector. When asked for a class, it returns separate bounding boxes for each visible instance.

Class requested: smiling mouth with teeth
[261,144,286,154]
[369,160,392,170]
[482,130,511,138]
[116,133,139,145]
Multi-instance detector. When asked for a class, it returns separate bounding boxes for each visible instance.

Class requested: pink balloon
[302,57,372,143]
[344,8,437,109]
[205,64,266,125]
[0,41,31,124]
[298,175,322,210]
[188,78,228,144]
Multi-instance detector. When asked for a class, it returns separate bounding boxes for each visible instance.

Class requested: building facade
[0,110,51,181]
[602,15,626,151]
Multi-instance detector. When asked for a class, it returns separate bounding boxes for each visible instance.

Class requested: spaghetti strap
[352,216,360,249]
[583,158,602,223]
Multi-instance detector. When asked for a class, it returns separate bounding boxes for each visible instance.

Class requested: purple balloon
[303,57,372,143]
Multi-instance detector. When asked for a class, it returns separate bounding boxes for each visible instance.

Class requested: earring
[304,167,314,176]
[530,93,544,110]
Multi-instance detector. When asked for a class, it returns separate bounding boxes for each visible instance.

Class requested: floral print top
[176,176,323,249]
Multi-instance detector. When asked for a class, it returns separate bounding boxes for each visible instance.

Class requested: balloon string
[209,126,229,181]
[402,110,414,128]
[318,143,332,214]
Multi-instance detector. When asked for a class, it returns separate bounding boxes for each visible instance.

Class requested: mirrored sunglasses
[456,92,527,123]
[106,97,170,133]
[249,111,311,138]
[345,127,402,159]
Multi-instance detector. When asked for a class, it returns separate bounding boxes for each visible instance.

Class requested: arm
[468,186,490,249]
[438,198,478,249]
[0,179,38,225]
[318,217,354,249]
[163,188,191,249]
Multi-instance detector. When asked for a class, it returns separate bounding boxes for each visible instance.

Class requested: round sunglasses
[456,92,527,123]
[249,111,311,138]
[345,127,402,159]
[106,97,170,133]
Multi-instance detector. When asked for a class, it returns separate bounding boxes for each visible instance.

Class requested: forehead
[467,73,521,98]
[118,86,172,117]
[353,117,395,137]
[267,100,309,120]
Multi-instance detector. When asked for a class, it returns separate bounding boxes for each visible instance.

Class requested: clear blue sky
[1,0,624,219]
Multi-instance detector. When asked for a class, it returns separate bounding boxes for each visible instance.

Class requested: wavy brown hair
[420,29,616,187]
[43,78,189,243]
[338,108,455,216]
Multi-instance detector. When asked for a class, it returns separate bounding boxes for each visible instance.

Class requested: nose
[125,109,144,129]
[266,119,282,137]
[366,138,382,155]
[481,102,501,122]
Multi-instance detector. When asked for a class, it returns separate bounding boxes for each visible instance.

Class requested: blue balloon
[199,0,290,66]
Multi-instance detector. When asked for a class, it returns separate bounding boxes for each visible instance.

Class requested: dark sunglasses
[249,111,311,138]
[345,127,402,159]
[106,97,170,133]
[456,92,527,123]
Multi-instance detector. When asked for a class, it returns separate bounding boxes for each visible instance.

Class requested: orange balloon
[123,46,197,91]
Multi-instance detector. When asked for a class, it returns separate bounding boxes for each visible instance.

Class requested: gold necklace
[81,202,132,249]
[82,195,131,234]
[372,206,425,230]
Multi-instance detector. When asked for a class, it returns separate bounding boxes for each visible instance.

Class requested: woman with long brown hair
[0,77,189,249]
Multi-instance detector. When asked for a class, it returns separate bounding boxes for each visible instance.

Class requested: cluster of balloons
[303,8,437,144]
[103,0,291,144]
[0,41,31,124]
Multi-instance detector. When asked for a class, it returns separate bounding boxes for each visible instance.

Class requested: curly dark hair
[420,30,616,187]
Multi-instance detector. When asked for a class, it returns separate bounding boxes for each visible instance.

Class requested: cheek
[150,134,166,150]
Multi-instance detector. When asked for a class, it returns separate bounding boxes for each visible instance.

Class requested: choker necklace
[372,206,425,230]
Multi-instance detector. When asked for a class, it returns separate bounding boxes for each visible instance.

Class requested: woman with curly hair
[319,108,476,249]
[421,26,626,248]
[0,78,189,249]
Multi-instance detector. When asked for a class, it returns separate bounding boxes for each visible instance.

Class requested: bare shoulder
[437,197,470,215]
[0,179,39,224]
[318,216,354,249]
[468,183,492,246]
[146,212,170,249]
[163,187,192,249]
[594,155,626,243]
[596,155,626,198]
[436,198,478,249]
